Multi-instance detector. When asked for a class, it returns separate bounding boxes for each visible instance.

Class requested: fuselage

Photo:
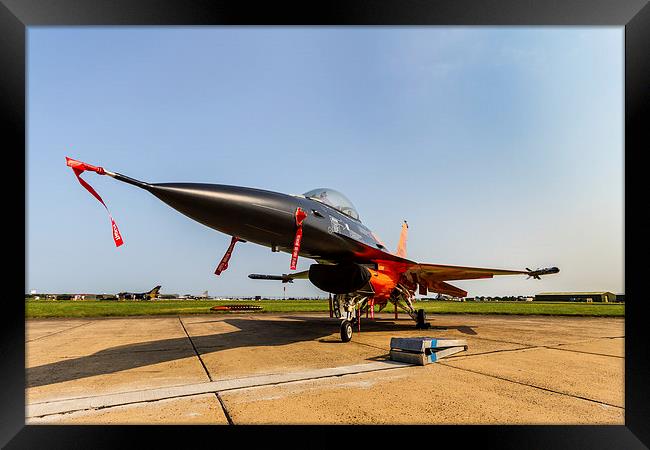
[136,181,406,303]
[148,183,384,262]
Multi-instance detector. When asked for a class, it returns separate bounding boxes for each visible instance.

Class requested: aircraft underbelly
[368,269,398,299]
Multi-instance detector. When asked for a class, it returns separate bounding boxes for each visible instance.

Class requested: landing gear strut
[334,293,370,342]
[390,286,431,329]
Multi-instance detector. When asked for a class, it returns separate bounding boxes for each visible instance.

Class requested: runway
[25,313,624,424]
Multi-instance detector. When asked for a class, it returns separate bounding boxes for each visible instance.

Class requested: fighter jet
[117,285,161,300]
[66,157,559,342]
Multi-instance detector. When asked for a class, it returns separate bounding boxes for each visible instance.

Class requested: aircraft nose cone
[147,183,299,245]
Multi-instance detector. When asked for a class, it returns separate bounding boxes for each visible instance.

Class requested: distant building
[535,292,616,303]
[615,294,625,303]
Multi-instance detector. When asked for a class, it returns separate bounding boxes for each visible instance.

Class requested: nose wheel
[340,320,353,342]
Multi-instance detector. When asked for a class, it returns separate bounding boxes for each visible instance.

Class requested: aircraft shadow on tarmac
[26,316,476,388]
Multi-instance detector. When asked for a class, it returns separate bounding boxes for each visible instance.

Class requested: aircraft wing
[406,263,527,282]
[404,263,533,298]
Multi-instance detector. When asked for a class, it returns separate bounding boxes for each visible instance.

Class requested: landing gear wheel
[416,309,430,329]
[340,320,353,342]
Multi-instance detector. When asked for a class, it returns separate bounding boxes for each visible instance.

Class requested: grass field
[25,299,625,319]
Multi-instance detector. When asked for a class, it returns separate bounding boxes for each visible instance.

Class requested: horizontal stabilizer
[427,280,468,298]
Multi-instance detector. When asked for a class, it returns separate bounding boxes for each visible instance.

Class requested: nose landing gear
[334,293,368,342]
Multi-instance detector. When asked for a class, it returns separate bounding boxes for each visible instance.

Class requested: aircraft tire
[340,320,353,342]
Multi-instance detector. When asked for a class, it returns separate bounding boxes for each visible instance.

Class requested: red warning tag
[66,156,123,247]
[110,218,124,247]
[215,236,240,275]
[290,207,307,270]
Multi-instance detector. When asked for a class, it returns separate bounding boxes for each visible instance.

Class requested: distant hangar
[535,292,619,302]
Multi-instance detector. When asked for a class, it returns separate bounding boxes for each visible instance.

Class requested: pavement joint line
[450,334,625,360]
[457,334,584,348]
[444,339,621,360]
[26,360,412,418]
[447,334,625,352]
[438,362,624,410]
[29,379,215,405]
[178,315,233,422]
[453,334,572,347]
[542,346,624,359]
[178,316,213,382]
[26,321,94,343]
[32,342,609,406]
[28,361,381,406]
[446,339,624,360]
[446,345,538,360]
[553,336,625,346]
[215,393,234,425]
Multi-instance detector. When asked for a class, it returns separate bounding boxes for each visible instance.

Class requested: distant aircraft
[117,285,161,300]
[66,157,559,341]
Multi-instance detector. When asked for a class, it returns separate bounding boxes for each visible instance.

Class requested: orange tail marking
[396,220,408,258]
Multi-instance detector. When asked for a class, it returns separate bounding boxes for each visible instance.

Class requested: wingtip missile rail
[525,266,560,280]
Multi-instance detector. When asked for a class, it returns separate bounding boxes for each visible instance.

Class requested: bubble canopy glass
[303,188,360,220]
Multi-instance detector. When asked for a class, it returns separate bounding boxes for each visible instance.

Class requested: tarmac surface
[25,313,624,424]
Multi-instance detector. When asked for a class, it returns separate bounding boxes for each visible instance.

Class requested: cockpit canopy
[303,188,360,221]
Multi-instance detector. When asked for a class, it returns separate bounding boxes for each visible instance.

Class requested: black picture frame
[4,0,647,447]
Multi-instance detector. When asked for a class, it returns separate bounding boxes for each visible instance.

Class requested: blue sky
[27,27,624,297]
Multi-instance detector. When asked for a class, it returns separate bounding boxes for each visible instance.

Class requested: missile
[525,267,560,280]
[248,274,295,283]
